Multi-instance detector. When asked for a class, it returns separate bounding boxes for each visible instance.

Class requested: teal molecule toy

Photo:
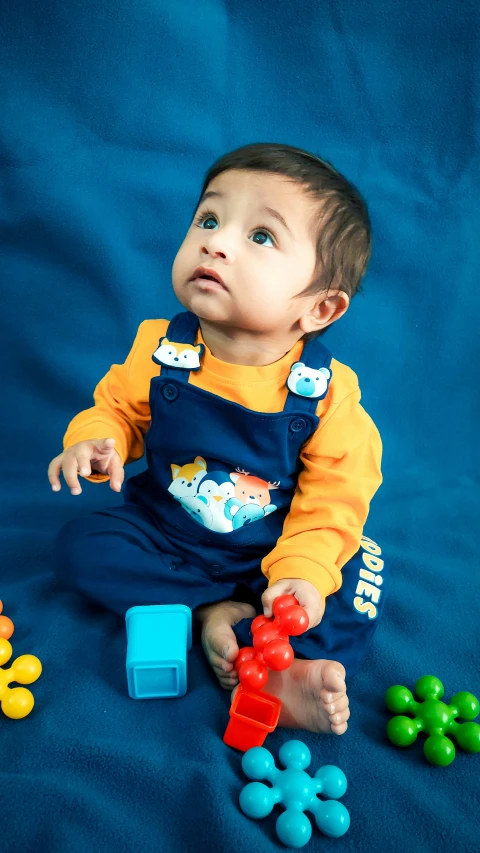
[386,675,480,766]
[239,740,350,848]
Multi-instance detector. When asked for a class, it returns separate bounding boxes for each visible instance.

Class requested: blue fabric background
[1,1,479,851]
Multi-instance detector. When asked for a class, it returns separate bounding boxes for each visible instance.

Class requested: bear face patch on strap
[152,337,204,371]
[287,362,332,399]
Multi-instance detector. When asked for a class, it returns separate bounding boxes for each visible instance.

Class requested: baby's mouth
[191,275,228,291]
[189,267,228,290]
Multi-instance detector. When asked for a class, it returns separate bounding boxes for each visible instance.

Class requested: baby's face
[172,170,318,338]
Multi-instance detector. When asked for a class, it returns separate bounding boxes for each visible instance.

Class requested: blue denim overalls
[55,311,386,677]
[123,310,332,578]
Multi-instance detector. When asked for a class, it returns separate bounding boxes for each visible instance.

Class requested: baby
[48,142,384,736]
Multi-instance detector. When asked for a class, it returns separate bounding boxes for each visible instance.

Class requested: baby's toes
[320,687,347,707]
[217,672,239,690]
[331,720,349,735]
[202,628,238,669]
[329,705,350,734]
[211,661,239,688]
[318,662,346,701]
[210,654,234,674]
[325,694,349,716]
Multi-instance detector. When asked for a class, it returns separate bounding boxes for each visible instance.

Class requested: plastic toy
[224,686,283,752]
[0,637,42,719]
[234,595,308,691]
[386,675,480,766]
[125,604,192,699]
[0,600,14,640]
[239,740,350,848]
[224,595,308,751]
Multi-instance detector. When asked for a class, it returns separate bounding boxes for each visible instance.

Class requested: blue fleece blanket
[1,2,479,851]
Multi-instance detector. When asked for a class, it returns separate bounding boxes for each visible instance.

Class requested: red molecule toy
[224,595,309,751]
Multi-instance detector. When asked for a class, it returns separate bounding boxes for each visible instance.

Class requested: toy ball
[0,637,42,719]
[0,600,14,640]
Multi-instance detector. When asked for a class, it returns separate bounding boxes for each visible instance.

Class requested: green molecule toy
[386,675,480,766]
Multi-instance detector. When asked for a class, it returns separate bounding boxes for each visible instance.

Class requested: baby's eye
[195,212,275,247]
[198,215,217,230]
[251,231,274,248]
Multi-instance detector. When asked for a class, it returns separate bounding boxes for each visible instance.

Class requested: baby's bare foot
[196,600,256,689]
[232,658,350,735]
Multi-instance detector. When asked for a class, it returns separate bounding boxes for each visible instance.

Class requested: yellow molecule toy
[0,637,42,719]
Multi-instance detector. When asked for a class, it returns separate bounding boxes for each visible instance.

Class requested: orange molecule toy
[0,637,42,719]
[224,595,308,751]
[0,600,14,640]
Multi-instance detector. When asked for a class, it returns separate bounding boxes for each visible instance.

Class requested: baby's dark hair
[193,142,372,337]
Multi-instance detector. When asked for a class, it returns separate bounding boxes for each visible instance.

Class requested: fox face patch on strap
[152,337,204,371]
[286,362,332,399]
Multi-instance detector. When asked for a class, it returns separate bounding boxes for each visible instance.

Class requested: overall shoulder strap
[153,311,202,381]
[283,335,333,413]
[301,335,333,371]
[164,310,199,344]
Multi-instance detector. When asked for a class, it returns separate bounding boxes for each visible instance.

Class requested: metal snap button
[163,383,179,401]
[212,564,221,574]
[290,418,306,432]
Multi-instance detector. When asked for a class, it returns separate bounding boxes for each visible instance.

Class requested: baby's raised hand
[48,437,124,496]
[262,578,325,629]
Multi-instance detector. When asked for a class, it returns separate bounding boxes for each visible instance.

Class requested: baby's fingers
[261,580,292,617]
[62,455,83,495]
[76,452,92,478]
[107,453,124,492]
[48,455,63,491]
[298,596,325,630]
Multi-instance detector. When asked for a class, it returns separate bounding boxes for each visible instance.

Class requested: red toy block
[223,685,282,751]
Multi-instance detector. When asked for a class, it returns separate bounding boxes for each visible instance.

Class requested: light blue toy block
[125,604,192,699]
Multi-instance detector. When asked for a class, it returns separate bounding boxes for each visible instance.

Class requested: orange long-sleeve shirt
[63,319,383,599]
